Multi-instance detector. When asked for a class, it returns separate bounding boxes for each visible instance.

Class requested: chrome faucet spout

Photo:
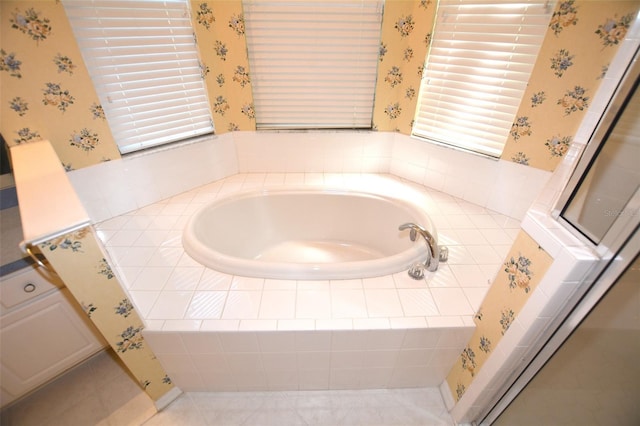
[399,222,441,272]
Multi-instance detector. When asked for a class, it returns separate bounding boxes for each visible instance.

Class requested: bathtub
[182,188,435,280]
[99,173,512,392]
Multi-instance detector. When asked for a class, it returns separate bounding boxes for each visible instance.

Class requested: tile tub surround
[96,173,522,391]
[69,131,552,226]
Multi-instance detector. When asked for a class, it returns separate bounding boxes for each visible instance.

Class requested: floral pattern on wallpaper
[372,0,436,134]
[446,230,553,403]
[39,227,174,401]
[190,1,255,133]
[0,1,121,170]
[501,0,639,171]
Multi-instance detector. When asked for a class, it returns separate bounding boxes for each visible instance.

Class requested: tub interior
[191,191,424,262]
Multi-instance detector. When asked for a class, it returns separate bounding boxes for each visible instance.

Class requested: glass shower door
[493,254,640,425]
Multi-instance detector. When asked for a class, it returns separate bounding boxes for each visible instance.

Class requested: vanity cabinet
[0,267,107,408]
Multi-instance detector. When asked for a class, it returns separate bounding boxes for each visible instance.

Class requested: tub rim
[182,185,435,280]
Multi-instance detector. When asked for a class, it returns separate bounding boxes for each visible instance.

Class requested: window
[243,0,384,129]
[413,0,551,158]
[64,0,214,154]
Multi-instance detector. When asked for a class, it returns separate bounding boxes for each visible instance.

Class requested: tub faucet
[399,222,448,278]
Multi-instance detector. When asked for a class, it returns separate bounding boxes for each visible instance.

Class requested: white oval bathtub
[182,188,436,279]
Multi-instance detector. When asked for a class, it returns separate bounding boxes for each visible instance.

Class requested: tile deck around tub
[96,173,521,333]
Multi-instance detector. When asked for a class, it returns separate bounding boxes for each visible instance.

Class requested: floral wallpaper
[37,227,175,402]
[190,0,256,133]
[0,1,121,170]
[372,0,437,134]
[446,230,553,403]
[501,0,639,171]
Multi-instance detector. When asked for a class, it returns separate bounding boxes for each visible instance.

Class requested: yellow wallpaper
[372,0,437,133]
[190,0,256,133]
[38,227,175,403]
[0,1,121,169]
[446,230,553,402]
[501,0,639,171]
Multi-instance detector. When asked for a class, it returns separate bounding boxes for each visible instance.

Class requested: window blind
[243,0,383,129]
[413,0,552,158]
[63,0,214,154]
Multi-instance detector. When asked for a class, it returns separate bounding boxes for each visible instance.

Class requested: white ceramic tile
[146,246,184,267]
[425,315,464,328]
[392,271,428,289]
[297,351,331,370]
[128,291,159,317]
[296,290,332,319]
[259,290,296,319]
[297,280,330,291]
[446,214,475,229]
[331,351,365,369]
[362,275,396,289]
[239,319,278,330]
[264,279,297,290]
[177,253,205,267]
[426,265,459,288]
[466,245,503,265]
[185,291,227,319]
[353,318,391,330]
[431,288,475,316]
[397,289,439,317]
[261,352,298,371]
[181,333,223,354]
[365,289,404,317]
[134,229,172,247]
[454,229,490,245]
[295,330,332,351]
[164,267,204,291]
[162,319,203,331]
[107,229,143,246]
[402,328,442,349]
[331,289,368,318]
[396,348,434,366]
[436,328,475,349]
[462,287,490,312]
[130,267,173,291]
[445,264,487,288]
[197,269,233,290]
[147,291,193,319]
[480,228,514,246]
[389,316,428,329]
[230,276,265,290]
[224,352,264,373]
[112,246,156,267]
[200,319,240,331]
[222,291,262,319]
[218,332,260,352]
[330,279,363,289]
[277,319,315,330]
[142,331,187,354]
[439,245,475,265]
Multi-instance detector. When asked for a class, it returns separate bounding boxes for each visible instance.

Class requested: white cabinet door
[0,288,106,406]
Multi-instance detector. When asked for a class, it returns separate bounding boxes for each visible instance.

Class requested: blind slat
[245,0,383,129]
[63,0,214,153]
[413,0,551,157]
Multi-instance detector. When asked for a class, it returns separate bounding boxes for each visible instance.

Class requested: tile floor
[1,350,455,425]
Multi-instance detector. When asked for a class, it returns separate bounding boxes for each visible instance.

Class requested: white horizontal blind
[63,0,214,154]
[413,0,552,157]
[243,0,383,129]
